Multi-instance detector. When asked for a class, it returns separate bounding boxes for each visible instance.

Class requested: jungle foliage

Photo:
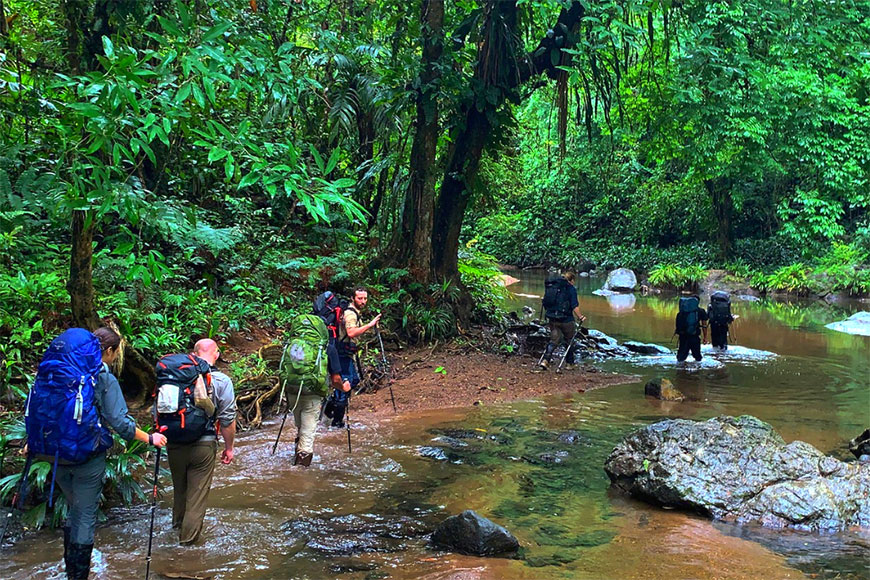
[0,1,868,417]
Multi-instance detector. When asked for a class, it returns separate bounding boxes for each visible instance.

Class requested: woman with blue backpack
[24,327,167,579]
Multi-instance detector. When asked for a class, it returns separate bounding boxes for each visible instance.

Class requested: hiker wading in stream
[538,270,587,371]
[161,339,236,545]
[327,287,381,428]
[24,327,166,579]
[293,340,351,466]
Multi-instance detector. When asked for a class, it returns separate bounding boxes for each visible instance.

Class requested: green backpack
[279,314,329,398]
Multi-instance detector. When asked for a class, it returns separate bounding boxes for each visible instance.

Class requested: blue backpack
[25,328,114,464]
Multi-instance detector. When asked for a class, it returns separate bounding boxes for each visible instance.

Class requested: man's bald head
[193,338,220,365]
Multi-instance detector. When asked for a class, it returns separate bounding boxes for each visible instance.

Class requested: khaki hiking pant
[167,439,217,544]
[293,393,324,454]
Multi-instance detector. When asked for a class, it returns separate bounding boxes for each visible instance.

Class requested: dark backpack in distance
[312,291,349,340]
[709,291,732,325]
[25,328,114,464]
[542,274,573,319]
[155,354,214,444]
[676,296,701,336]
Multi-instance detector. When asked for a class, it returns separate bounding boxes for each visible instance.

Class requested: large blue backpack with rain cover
[25,328,114,464]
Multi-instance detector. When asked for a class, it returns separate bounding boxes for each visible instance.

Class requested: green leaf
[310,146,325,173]
[158,16,182,38]
[208,147,228,162]
[175,83,192,104]
[202,21,232,43]
[237,172,260,189]
[192,84,206,108]
[102,36,115,59]
[325,149,340,174]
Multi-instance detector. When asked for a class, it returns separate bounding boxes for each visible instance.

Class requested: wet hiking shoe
[293,451,313,467]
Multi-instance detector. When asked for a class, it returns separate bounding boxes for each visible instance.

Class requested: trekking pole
[144,446,162,580]
[555,329,581,373]
[374,327,396,413]
[272,379,304,456]
[345,398,352,453]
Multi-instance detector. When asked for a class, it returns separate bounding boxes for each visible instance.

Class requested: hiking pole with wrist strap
[374,327,396,413]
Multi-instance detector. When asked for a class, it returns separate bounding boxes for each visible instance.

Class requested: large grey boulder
[604,415,870,532]
[825,311,870,336]
[603,268,637,292]
[431,510,519,556]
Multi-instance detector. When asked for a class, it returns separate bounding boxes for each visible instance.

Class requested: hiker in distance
[708,290,736,351]
[538,270,587,371]
[675,293,709,363]
[328,287,381,428]
[24,327,167,580]
[157,339,236,545]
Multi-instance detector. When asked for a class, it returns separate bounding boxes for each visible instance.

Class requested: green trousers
[167,439,217,544]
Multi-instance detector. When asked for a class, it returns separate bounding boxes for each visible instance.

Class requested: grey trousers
[167,440,217,544]
[55,452,106,544]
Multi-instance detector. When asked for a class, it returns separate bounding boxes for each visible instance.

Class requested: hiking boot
[538,359,549,371]
[564,363,576,371]
[293,451,313,467]
[331,421,346,429]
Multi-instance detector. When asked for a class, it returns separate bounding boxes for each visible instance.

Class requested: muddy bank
[351,344,633,417]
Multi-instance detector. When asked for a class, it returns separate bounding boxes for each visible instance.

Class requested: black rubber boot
[66,542,93,579]
[63,527,71,570]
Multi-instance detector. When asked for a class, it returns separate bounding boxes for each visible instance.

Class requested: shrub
[648,263,708,289]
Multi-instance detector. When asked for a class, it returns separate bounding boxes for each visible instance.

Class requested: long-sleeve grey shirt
[95,363,137,441]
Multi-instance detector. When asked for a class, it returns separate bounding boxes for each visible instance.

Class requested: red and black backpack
[312,291,349,340]
[154,354,214,443]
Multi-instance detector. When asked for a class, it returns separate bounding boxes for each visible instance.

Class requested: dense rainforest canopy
[1,0,869,399]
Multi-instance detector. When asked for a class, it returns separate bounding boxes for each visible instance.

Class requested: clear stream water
[2,272,868,579]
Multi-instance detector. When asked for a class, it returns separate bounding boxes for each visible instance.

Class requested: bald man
[165,339,236,545]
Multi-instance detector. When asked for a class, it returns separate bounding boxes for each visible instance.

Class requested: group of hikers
[14,286,380,579]
[12,271,737,578]
[536,270,737,370]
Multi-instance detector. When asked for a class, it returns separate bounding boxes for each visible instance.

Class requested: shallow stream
[2,272,868,579]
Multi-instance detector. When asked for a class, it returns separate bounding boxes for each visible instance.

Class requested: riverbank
[350,343,634,417]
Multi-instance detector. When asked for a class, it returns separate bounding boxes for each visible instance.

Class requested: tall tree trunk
[68,210,101,330]
[706,177,733,259]
[428,0,586,282]
[396,0,444,281]
[431,108,490,279]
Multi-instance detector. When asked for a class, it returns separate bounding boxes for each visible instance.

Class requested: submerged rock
[431,510,519,556]
[849,429,870,462]
[825,311,870,336]
[624,341,671,355]
[643,377,684,401]
[603,268,638,292]
[604,415,870,532]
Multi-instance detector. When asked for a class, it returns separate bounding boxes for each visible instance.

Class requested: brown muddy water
[2,272,868,579]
